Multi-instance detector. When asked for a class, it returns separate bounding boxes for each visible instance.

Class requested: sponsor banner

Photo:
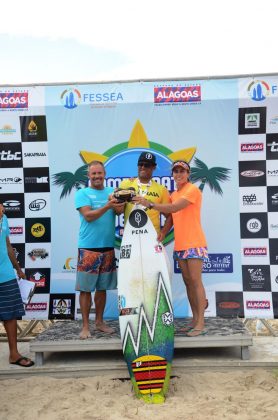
[267,186,278,212]
[240,212,268,239]
[25,217,51,243]
[216,292,244,318]
[23,167,50,193]
[20,115,47,142]
[238,134,266,161]
[62,257,77,273]
[239,187,267,212]
[238,160,266,187]
[270,266,278,293]
[0,90,28,111]
[0,142,22,168]
[266,133,278,160]
[243,291,273,318]
[22,142,49,168]
[25,243,51,268]
[1,193,25,218]
[49,294,75,319]
[59,85,124,109]
[241,239,270,265]
[268,212,278,239]
[12,243,25,268]
[25,268,51,293]
[22,293,49,320]
[242,265,271,291]
[8,218,25,244]
[0,115,20,142]
[74,292,96,320]
[238,107,266,135]
[239,78,278,102]
[154,85,201,105]
[24,193,50,218]
[269,239,278,265]
[202,253,233,273]
[266,160,278,187]
[0,168,24,193]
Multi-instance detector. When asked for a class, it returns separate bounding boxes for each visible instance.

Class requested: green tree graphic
[52,165,88,199]
[190,157,231,195]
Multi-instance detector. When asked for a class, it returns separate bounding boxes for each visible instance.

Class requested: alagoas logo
[241,143,264,152]
[0,91,28,109]
[154,85,201,104]
[52,120,230,246]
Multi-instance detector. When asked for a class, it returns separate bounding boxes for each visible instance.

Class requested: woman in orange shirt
[133,160,208,337]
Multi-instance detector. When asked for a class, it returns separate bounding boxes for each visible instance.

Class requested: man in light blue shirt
[75,161,123,339]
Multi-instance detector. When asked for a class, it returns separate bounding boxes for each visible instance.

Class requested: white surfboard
[118,206,174,404]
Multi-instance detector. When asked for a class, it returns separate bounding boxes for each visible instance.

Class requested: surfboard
[118,206,174,404]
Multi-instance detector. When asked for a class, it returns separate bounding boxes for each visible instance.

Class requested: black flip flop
[10,357,34,367]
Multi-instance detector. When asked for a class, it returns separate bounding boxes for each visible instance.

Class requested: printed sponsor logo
[246,300,270,309]
[243,247,267,256]
[270,223,278,231]
[29,199,46,211]
[154,85,201,104]
[202,253,233,273]
[0,91,28,109]
[247,218,262,233]
[60,88,124,109]
[131,229,148,235]
[28,248,48,261]
[0,124,16,135]
[25,176,48,184]
[154,244,163,253]
[120,244,132,259]
[240,170,264,177]
[29,271,46,287]
[62,257,77,272]
[3,200,20,210]
[242,193,263,206]
[10,226,23,235]
[31,223,45,238]
[248,268,265,282]
[52,299,72,314]
[267,140,278,152]
[271,192,278,206]
[218,301,241,309]
[161,311,173,326]
[24,152,47,157]
[0,150,21,160]
[0,176,22,185]
[20,115,47,142]
[270,115,278,126]
[267,169,278,176]
[266,136,278,160]
[245,113,260,128]
[25,302,47,311]
[129,209,148,228]
[247,80,271,101]
[241,143,264,152]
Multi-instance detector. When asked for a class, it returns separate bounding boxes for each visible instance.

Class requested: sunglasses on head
[138,162,153,168]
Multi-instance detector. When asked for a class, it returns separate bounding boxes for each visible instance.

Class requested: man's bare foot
[95,322,114,334]
[79,328,91,339]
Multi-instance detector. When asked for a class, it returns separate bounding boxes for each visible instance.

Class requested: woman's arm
[132,195,190,214]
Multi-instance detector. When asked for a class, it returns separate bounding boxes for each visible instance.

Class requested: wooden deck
[30,317,253,366]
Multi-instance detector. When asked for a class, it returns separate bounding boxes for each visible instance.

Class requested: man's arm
[6,237,26,279]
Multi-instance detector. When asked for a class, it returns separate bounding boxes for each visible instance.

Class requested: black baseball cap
[138,151,156,165]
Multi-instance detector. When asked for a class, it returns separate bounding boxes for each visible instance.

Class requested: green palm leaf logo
[52,165,88,199]
[190,157,231,195]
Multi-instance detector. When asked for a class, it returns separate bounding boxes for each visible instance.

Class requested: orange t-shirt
[171,182,207,250]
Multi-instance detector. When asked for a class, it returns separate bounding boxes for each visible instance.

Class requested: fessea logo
[60,87,124,109]
[247,80,277,101]
[53,120,230,246]
[0,91,28,110]
[154,85,201,104]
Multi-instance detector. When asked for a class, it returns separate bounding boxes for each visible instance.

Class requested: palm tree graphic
[52,165,88,199]
[190,157,231,195]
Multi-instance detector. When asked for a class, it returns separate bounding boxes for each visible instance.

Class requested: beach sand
[1,369,278,420]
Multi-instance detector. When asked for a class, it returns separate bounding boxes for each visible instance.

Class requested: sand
[1,369,278,420]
